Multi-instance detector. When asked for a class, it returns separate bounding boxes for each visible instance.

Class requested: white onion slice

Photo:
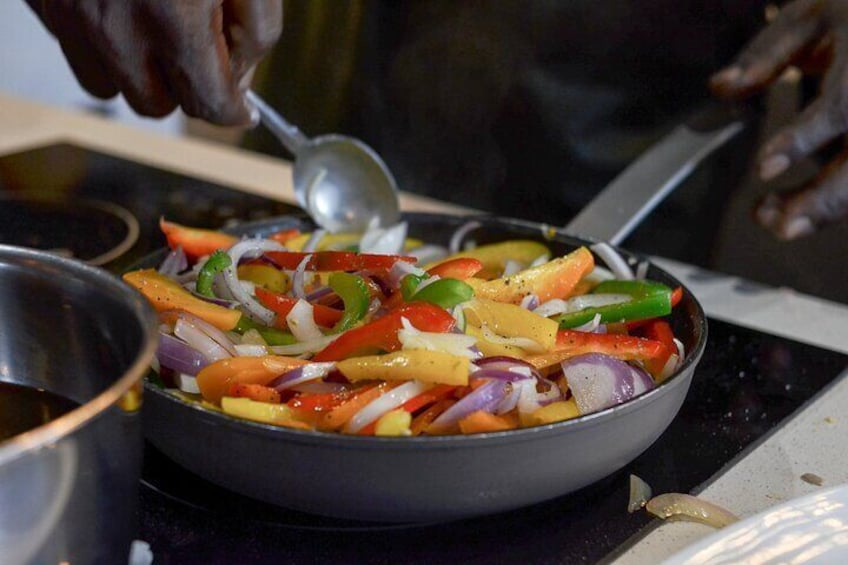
[174,318,232,362]
[270,362,336,391]
[285,299,324,342]
[449,220,482,254]
[234,344,269,357]
[590,242,634,280]
[629,474,653,513]
[177,373,201,394]
[635,260,650,280]
[176,311,238,356]
[532,294,632,318]
[222,238,285,325]
[359,220,408,255]
[408,244,448,266]
[291,253,312,300]
[645,493,739,528]
[399,317,478,358]
[302,229,326,252]
[516,378,562,415]
[502,259,522,277]
[572,313,603,333]
[673,337,686,361]
[388,260,427,289]
[346,380,431,433]
[269,334,338,356]
[520,294,540,311]
[658,353,680,382]
[529,253,550,267]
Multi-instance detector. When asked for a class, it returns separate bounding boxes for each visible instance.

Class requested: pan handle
[563,104,746,246]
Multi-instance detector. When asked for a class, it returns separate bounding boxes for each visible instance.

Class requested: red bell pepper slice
[312,303,456,362]
[228,383,282,404]
[639,320,676,376]
[267,228,302,245]
[263,250,417,272]
[254,287,343,329]
[159,218,238,261]
[426,258,484,280]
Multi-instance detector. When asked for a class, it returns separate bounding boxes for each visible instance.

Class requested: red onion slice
[174,318,232,362]
[269,362,336,392]
[158,245,188,276]
[427,379,509,434]
[176,311,238,356]
[157,332,210,375]
[561,353,654,414]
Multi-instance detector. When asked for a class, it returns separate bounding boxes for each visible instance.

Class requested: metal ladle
[247,90,401,233]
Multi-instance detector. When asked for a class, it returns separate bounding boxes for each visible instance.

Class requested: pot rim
[0,244,159,466]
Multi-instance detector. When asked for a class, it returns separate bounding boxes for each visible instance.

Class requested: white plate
[663,484,848,565]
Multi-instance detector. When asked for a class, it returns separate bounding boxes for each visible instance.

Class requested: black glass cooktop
[0,144,845,563]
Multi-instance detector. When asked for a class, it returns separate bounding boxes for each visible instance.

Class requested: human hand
[25,0,282,126]
[711,0,848,240]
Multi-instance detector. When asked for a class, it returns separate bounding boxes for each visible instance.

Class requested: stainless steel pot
[0,245,158,565]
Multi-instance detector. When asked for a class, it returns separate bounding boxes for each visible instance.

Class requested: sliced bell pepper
[317,383,387,431]
[523,330,667,371]
[336,349,470,386]
[312,302,455,362]
[123,268,241,331]
[234,316,297,345]
[521,399,580,427]
[254,287,343,329]
[327,272,370,333]
[399,384,457,414]
[237,264,290,293]
[267,228,302,245]
[555,279,673,329]
[639,319,677,377]
[228,382,282,404]
[196,250,232,297]
[463,298,558,352]
[196,355,308,404]
[458,410,517,434]
[374,409,413,436]
[220,397,310,429]
[426,257,484,280]
[470,246,594,304]
[426,240,551,279]
[159,218,237,261]
[407,278,475,309]
[263,250,416,271]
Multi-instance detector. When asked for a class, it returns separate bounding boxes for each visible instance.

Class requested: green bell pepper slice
[328,272,370,333]
[555,279,672,328]
[409,278,474,309]
[196,250,232,297]
[235,316,297,346]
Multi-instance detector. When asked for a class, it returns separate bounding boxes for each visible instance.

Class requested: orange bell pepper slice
[159,218,237,261]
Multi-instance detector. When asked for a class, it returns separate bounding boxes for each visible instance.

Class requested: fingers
[710,0,824,99]
[224,0,283,84]
[756,151,848,239]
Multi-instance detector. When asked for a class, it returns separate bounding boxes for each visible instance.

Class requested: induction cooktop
[0,143,845,563]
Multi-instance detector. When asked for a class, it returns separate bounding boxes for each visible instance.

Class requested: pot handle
[563,104,746,246]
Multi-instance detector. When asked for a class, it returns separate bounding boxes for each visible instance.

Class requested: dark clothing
[249,1,768,223]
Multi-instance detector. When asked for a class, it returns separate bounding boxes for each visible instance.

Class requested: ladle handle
[246,90,309,155]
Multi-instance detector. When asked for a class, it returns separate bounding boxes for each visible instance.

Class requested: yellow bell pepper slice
[374,409,413,436]
[336,350,469,386]
[464,324,529,358]
[220,397,309,429]
[471,246,594,304]
[237,264,290,293]
[521,399,580,427]
[463,298,558,353]
[425,240,551,279]
[123,269,242,331]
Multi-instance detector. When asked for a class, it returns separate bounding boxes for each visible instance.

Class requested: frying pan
[139,105,741,522]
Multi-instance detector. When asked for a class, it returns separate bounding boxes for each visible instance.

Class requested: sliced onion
[532,294,632,318]
[529,253,550,267]
[286,299,325,342]
[472,367,535,382]
[629,474,653,513]
[174,318,232,362]
[305,285,333,302]
[645,493,739,528]
[269,362,336,392]
[635,260,650,280]
[494,383,520,414]
[399,317,478,358]
[387,260,426,288]
[408,244,448,266]
[520,294,539,310]
[302,229,327,252]
[562,353,654,414]
[157,333,210,375]
[658,353,680,383]
[177,373,201,394]
[428,379,509,434]
[449,220,482,254]
[269,334,338,356]
[176,311,238,356]
[222,238,285,325]
[516,378,562,414]
[673,337,686,361]
[502,259,523,277]
[158,245,188,276]
[451,303,467,332]
[474,356,543,380]
[590,242,634,280]
[234,344,268,357]
[346,380,430,433]
[359,220,408,255]
[291,253,312,300]
[572,313,604,333]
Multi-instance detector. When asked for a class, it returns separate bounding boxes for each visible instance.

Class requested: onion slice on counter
[562,353,654,413]
[222,238,285,325]
[645,493,739,529]
[628,474,653,513]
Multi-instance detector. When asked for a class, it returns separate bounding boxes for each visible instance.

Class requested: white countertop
[1,92,846,564]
